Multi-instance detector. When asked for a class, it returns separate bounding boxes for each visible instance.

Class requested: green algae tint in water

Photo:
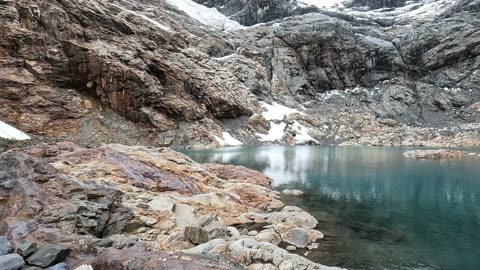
[182,146,480,270]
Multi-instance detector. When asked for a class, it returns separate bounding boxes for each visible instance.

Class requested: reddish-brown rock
[203,164,272,186]
[86,248,241,270]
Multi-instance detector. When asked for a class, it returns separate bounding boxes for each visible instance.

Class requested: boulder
[267,206,323,247]
[181,239,226,255]
[0,236,14,255]
[283,228,308,248]
[148,196,176,211]
[0,254,25,270]
[226,227,241,238]
[26,244,69,267]
[250,242,342,270]
[255,230,281,245]
[46,262,69,270]
[184,227,210,244]
[174,204,198,227]
[17,241,38,258]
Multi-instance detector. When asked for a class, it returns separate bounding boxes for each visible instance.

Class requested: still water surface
[183,146,480,270]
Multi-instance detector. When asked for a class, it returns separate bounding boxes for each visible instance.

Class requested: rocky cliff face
[0,0,479,148]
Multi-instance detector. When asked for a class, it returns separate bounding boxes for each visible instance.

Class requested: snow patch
[299,0,345,8]
[211,54,238,61]
[260,102,303,121]
[357,34,393,48]
[0,120,30,140]
[166,0,244,31]
[256,122,287,142]
[292,121,319,144]
[344,0,456,24]
[317,90,346,100]
[214,132,243,147]
[443,87,463,93]
[114,5,173,32]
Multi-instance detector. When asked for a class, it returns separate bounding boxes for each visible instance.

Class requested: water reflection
[184,146,480,270]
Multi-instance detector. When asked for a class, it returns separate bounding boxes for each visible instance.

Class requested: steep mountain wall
[0,0,479,149]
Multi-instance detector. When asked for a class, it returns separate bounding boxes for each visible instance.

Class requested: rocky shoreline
[403,149,480,159]
[0,142,341,270]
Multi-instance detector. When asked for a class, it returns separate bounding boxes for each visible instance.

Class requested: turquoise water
[183,146,480,270]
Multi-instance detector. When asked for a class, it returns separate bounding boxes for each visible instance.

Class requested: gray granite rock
[0,236,14,255]
[0,254,25,270]
[17,241,38,258]
[46,262,69,270]
[26,244,69,268]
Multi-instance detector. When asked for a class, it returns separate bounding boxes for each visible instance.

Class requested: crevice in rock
[392,41,424,121]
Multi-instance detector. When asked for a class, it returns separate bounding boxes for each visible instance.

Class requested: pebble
[247,230,259,236]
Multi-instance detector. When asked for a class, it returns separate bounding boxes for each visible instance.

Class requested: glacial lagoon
[183,146,480,270]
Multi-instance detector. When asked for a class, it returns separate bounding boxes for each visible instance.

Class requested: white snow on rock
[317,90,346,101]
[211,54,238,61]
[299,0,346,8]
[166,0,244,31]
[0,120,30,140]
[356,34,393,48]
[344,0,456,24]
[260,102,303,121]
[114,5,173,32]
[292,121,319,144]
[256,122,287,142]
[214,132,243,147]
